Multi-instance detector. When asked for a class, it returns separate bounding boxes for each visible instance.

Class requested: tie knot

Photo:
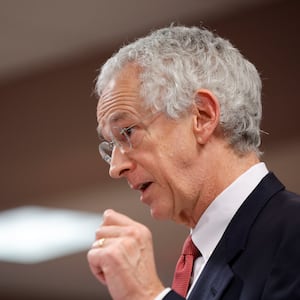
[182,235,200,257]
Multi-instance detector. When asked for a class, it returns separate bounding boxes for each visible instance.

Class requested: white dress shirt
[155,162,268,300]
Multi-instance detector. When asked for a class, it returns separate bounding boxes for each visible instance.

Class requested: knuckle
[125,224,152,245]
[125,225,138,237]
[140,224,152,239]
[103,209,114,223]
[86,248,98,263]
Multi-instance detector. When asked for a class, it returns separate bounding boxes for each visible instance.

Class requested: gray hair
[96,25,262,155]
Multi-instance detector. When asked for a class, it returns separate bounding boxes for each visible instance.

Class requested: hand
[87,209,165,300]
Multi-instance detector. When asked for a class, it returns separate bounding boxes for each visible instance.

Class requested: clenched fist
[87,209,165,300]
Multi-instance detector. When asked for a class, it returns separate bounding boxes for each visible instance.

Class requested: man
[87,25,300,299]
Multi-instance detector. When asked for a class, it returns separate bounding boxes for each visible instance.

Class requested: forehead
[96,64,145,132]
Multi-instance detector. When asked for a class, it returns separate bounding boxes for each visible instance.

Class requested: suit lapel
[225,172,284,262]
[188,241,234,300]
[188,173,285,300]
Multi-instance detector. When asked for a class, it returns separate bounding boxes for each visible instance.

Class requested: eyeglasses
[98,113,160,165]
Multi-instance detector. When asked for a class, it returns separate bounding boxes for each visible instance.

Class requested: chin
[149,206,171,221]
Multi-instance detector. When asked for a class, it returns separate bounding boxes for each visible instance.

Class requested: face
[97,64,205,227]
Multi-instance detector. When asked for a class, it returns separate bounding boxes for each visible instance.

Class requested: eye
[120,126,135,140]
[121,126,135,138]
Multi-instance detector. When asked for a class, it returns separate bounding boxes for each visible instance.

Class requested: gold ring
[97,238,105,248]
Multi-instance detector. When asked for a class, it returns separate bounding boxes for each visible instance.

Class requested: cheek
[159,139,201,200]
[141,123,198,184]
[161,135,197,170]
[156,143,196,198]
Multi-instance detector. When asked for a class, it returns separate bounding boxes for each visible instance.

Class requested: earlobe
[193,89,220,144]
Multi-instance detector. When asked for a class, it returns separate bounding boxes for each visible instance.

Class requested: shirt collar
[191,162,268,263]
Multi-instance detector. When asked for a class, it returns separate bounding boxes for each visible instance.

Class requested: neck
[190,145,260,228]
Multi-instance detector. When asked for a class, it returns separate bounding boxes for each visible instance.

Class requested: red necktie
[172,235,200,297]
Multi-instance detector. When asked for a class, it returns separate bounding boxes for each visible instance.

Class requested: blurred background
[0,0,299,299]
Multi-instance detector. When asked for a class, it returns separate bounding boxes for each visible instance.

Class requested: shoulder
[261,190,300,297]
[254,187,300,255]
[267,188,300,224]
[253,172,300,229]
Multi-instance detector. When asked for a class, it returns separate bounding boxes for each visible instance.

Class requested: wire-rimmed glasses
[98,113,160,164]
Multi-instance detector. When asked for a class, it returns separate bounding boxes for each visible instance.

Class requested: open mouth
[138,182,152,192]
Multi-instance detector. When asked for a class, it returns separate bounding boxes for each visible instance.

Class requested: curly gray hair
[96,25,262,155]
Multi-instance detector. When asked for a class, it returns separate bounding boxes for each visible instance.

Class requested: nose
[109,147,134,178]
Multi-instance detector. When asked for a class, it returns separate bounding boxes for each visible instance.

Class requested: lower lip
[140,183,152,204]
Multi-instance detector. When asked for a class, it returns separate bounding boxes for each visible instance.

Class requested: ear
[192,89,220,144]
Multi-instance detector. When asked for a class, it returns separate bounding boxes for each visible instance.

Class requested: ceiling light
[0,206,102,264]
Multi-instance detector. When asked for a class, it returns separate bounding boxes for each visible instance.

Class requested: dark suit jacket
[164,173,300,300]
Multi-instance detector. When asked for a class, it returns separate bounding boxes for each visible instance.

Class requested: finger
[95,225,125,240]
[87,248,106,285]
[92,237,106,249]
[102,209,138,226]
[91,236,125,251]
